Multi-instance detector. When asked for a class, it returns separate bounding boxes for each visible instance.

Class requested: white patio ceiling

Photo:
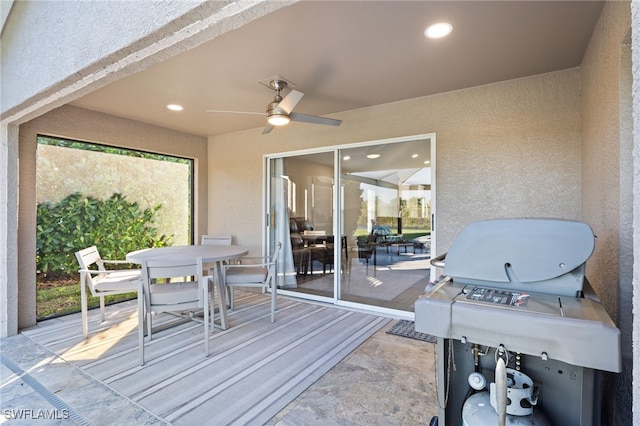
[70,1,604,137]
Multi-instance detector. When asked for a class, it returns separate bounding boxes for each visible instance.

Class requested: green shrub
[37,192,172,274]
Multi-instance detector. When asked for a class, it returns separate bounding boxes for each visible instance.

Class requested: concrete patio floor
[266,320,439,425]
[1,296,439,425]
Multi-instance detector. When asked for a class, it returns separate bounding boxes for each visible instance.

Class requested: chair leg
[81,280,88,338]
[146,309,153,342]
[203,287,210,357]
[138,288,145,366]
[208,278,215,330]
[270,280,277,323]
[215,262,228,330]
[100,296,106,322]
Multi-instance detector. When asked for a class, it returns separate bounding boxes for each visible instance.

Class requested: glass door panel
[339,139,432,311]
[269,152,336,299]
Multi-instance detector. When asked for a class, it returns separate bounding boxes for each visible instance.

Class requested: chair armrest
[78,268,140,275]
[224,261,272,270]
[103,259,139,269]
[235,256,270,261]
[229,256,270,265]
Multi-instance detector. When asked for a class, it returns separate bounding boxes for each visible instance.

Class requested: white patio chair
[138,256,212,365]
[223,242,282,323]
[201,234,233,306]
[201,235,232,245]
[75,246,141,338]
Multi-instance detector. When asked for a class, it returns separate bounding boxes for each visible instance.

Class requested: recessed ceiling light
[167,104,184,111]
[343,156,351,161]
[425,22,453,39]
[424,160,431,165]
[367,154,381,159]
[412,154,419,158]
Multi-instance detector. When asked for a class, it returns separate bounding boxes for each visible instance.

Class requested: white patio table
[126,244,248,330]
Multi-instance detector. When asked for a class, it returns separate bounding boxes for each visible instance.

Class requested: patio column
[0,123,19,338]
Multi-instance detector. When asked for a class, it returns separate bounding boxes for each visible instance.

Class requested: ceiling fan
[206,79,342,134]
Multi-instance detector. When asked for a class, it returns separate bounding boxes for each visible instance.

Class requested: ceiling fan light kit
[267,114,290,126]
[206,78,342,134]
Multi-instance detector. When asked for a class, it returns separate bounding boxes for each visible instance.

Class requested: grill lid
[444,219,594,291]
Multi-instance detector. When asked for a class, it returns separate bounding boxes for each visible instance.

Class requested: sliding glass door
[338,140,433,311]
[268,151,337,298]
[267,135,435,315]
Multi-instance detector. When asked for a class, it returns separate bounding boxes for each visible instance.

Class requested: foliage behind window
[37,136,192,246]
[37,192,172,275]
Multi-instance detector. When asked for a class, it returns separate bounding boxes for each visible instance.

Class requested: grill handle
[430,252,447,268]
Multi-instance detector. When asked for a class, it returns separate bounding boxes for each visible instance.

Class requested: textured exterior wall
[0,124,18,337]
[0,0,293,124]
[17,105,208,329]
[630,2,640,424]
[581,0,630,327]
[1,0,206,114]
[37,143,192,246]
[580,2,633,424]
[209,69,582,254]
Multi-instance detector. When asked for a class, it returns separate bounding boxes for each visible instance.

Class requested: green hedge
[37,192,172,275]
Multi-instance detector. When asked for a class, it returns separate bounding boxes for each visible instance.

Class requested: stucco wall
[632,3,640,423]
[17,105,208,329]
[581,0,630,326]
[1,0,207,115]
[580,2,633,423]
[0,0,293,125]
[208,69,582,256]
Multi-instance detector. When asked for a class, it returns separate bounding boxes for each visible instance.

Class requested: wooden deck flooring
[4,291,439,425]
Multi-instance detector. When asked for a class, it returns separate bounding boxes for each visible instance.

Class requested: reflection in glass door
[268,135,434,314]
[338,139,432,311]
[269,151,337,300]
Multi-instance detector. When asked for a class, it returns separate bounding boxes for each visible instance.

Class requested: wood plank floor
[4,291,439,425]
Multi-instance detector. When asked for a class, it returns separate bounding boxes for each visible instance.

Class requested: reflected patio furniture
[224,242,282,323]
[356,235,379,273]
[311,235,349,274]
[290,233,310,275]
[138,256,212,365]
[390,242,415,255]
[356,237,373,263]
[75,246,141,338]
[301,231,331,275]
[412,235,431,254]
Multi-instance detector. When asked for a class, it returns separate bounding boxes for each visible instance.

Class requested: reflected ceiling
[342,139,432,186]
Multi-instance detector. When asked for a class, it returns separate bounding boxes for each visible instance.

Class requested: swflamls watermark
[3,408,70,420]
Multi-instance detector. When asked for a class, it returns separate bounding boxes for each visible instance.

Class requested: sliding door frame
[264,133,436,319]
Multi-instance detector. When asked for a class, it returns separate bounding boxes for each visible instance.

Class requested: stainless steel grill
[415,218,620,426]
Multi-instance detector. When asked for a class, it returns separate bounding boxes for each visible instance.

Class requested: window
[35,135,193,318]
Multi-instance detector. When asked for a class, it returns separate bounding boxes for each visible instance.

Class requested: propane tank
[462,392,552,426]
[462,347,551,426]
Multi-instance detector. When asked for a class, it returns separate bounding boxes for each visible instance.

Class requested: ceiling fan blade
[290,112,342,127]
[262,124,275,134]
[205,110,265,115]
[277,90,304,114]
